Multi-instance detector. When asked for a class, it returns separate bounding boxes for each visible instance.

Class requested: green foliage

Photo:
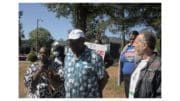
[45,4,72,18]
[45,3,161,42]
[29,27,54,52]
[19,11,24,50]
[46,4,115,40]
[27,51,37,62]
[155,38,161,55]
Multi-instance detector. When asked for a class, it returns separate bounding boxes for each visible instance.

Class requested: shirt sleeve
[63,55,68,79]
[56,61,64,79]
[93,52,106,80]
[154,68,161,97]
[24,63,38,91]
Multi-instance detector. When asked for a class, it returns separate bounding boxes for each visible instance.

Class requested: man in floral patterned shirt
[64,29,109,98]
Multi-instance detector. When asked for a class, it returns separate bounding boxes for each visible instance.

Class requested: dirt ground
[19,61,125,98]
[103,63,126,98]
[19,61,28,98]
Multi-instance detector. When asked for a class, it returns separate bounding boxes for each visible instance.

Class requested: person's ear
[143,43,148,50]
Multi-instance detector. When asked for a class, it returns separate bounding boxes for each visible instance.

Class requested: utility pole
[36,19,38,54]
[36,19,43,54]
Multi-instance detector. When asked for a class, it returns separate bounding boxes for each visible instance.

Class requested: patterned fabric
[51,57,65,97]
[64,47,106,98]
[24,59,65,98]
[53,58,64,79]
[24,62,50,98]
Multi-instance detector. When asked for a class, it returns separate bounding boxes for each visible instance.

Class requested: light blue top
[120,44,136,75]
[64,47,105,98]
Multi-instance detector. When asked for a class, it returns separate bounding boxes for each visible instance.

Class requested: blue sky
[19,3,154,41]
[19,3,74,40]
[19,3,121,40]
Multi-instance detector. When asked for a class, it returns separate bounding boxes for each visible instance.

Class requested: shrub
[27,51,37,62]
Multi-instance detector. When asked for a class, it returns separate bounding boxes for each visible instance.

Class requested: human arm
[153,68,161,98]
[98,71,109,97]
[119,55,124,85]
[95,54,109,97]
[119,44,129,85]
[24,63,45,93]
[24,63,46,90]
[138,59,161,98]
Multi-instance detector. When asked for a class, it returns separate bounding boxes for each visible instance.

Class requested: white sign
[84,42,109,60]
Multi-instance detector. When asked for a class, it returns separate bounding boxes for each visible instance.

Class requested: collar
[147,52,158,64]
[142,52,159,71]
[127,43,134,47]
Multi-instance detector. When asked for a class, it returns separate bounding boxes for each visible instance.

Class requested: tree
[29,27,54,52]
[46,4,114,40]
[105,4,161,47]
[46,4,88,32]
[19,11,25,52]
[20,39,31,54]
[45,3,161,46]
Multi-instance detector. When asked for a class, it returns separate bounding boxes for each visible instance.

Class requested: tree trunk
[74,4,88,34]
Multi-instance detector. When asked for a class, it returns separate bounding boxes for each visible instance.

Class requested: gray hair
[140,31,156,50]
